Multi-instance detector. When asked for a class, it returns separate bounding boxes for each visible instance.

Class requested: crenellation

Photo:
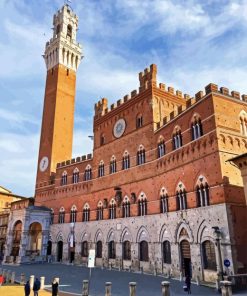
[195,91,204,101]
[131,90,138,98]
[159,83,166,91]
[184,94,190,100]
[61,161,65,166]
[168,87,174,95]
[94,98,108,116]
[123,94,130,102]
[139,64,157,92]
[81,155,86,161]
[231,91,240,100]
[242,95,247,102]
[176,90,182,98]
[71,158,75,164]
[76,157,81,162]
[205,83,218,94]
[220,87,229,96]
[66,160,70,165]
[87,154,92,159]
[117,99,123,106]
[110,103,115,110]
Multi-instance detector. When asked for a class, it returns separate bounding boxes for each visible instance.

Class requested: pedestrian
[0,274,4,287]
[51,278,59,296]
[33,277,41,296]
[24,280,31,296]
[185,275,191,294]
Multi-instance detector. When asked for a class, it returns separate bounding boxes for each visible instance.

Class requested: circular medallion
[39,156,49,172]
[113,119,126,138]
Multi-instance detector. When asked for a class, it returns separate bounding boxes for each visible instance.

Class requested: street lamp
[212,226,224,286]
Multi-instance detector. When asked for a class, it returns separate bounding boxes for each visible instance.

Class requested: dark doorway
[57,241,63,262]
[47,240,52,256]
[180,240,192,277]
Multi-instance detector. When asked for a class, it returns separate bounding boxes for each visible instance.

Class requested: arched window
[138,193,147,216]
[59,207,65,224]
[137,145,145,165]
[202,240,216,270]
[136,114,143,128]
[81,241,88,257]
[108,241,116,259]
[173,129,182,150]
[110,156,117,174]
[96,241,102,258]
[191,116,203,140]
[139,241,148,261]
[157,138,165,158]
[196,181,209,207]
[122,151,130,170]
[56,24,60,35]
[84,165,92,181]
[72,168,79,184]
[61,171,67,186]
[176,184,187,210]
[109,199,116,219]
[97,201,103,220]
[160,188,169,213]
[123,241,131,260]
[70,205,77,223]
[122,196,130,218]
[162,241,171,264]
[239,111,247,136]
[67,24,72,39]
[82,204,90,222]
[50,209,54,225]
[98,161,104,177]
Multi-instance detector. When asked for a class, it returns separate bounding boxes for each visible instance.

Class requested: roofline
[0,191,31,200]
[227,153,247,162]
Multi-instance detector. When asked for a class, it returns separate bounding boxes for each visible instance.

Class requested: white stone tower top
[44,4,82,71]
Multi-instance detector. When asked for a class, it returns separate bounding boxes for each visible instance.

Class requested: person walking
[33,278,41,296]
[185,275,192,294]
[0,274,4,287]
[51,278,59,296]
[24,280,31,296]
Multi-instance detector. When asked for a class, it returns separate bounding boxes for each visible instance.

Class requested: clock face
[113,119,126,138]
[39,156,49,172]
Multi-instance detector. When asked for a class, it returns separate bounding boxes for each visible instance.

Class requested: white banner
[88,249,95,268]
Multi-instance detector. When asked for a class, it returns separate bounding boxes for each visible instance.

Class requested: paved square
[2,263,219,296]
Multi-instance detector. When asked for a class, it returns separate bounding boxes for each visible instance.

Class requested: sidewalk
[0,285,51,296]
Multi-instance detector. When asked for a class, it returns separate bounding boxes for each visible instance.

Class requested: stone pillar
[105,282,112,296]
[161,281,170,296]
[40,276,45,289]
[11,271,15,284]
[220,281,232,296]
[82,280,89,296]
[129,282,137,296]
[20,273,26,285]
[29,275,35,289]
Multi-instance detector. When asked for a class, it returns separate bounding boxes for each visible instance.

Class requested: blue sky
[0,0,247,196]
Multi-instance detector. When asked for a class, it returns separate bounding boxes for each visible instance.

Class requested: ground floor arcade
[48,204,235,283]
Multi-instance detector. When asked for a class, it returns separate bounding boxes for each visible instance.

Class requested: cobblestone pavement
[1,263,245,296]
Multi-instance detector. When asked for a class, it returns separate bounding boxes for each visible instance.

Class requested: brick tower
[36,5,82,187]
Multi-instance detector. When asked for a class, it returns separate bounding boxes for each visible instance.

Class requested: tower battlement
[43,4,82,71]
[139,64,157,92]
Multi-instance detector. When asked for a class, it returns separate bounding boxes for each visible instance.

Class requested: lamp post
[212,226,224,290]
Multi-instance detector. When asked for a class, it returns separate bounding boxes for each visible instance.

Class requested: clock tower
[36,5,82,188]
